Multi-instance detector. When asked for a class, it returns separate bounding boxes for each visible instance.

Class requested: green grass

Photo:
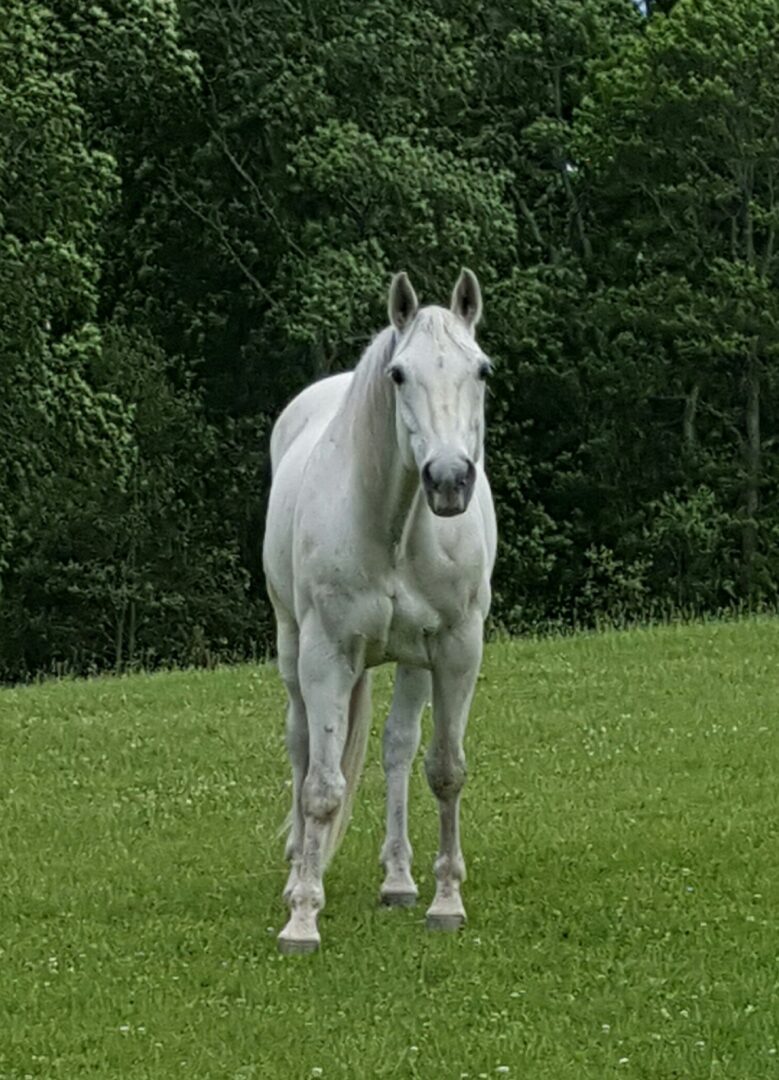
[1,619,777,1080]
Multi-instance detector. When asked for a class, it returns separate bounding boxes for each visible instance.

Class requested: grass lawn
[1,619,777,1079]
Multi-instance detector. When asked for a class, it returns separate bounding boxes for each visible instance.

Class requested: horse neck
[337,332,419,549]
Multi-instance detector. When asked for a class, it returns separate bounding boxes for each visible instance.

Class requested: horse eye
[389,366,405,386]
[478,361,492,380]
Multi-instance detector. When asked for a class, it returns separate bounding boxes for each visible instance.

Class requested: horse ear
[450,268,482,330]
[388,271,419,331]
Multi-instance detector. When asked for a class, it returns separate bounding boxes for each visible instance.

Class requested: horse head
[385,269,491,517]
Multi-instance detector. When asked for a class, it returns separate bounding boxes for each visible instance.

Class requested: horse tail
[323,671,373,869]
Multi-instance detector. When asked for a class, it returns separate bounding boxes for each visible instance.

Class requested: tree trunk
[128,599,137,669]
[682,382,700,453]
[115,600,125,675]
[552,66,592,262]
[740,348,760,600]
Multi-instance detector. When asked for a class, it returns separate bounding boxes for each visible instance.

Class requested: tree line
[1,0,777,681]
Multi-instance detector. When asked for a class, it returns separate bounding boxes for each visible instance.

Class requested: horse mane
[345,324,398,399]
[329,325,398,474]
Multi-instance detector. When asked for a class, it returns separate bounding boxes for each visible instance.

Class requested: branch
[550,64,591,261]
[161,169,275,306]
[516,195,546,251]
[560,164,592,261]
[208,121,307,261]
[761,168,776,278]
[682,382,700,453]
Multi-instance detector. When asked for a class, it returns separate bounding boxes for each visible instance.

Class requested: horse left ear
[450,268,482,330]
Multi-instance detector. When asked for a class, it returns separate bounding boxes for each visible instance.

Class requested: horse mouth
[425,488,472,517]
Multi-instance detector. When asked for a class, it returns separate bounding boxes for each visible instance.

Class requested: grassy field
[1,619,777,1079]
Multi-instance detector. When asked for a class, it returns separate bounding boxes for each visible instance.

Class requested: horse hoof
[426,911,466,932]
[380,889,418,908]
[277,933,320,956]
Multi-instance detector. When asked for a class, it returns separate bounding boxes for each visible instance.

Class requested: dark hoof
[277,934,320,956]
[380,890,418,908]
[425,911,465,932]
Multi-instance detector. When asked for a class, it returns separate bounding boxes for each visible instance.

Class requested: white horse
[263,270,497,953]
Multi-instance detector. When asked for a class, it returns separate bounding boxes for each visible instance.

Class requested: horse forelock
[355,307,478,386]
[396,306,481,364]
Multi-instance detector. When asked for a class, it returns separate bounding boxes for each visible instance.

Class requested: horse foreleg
[278,631,356,954]
[380,665,429,906]
[425,621,482,931]
[275,617,308,905]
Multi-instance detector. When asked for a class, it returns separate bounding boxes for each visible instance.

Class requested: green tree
[579,0,779,603]
[0,0,128,581]
[0,327,264,678]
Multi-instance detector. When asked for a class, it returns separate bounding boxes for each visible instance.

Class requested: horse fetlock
[302,768,346,820]
[380,835,413,868]
[289,879,325,915]
[434,852,466,885]
[282,864,300,905]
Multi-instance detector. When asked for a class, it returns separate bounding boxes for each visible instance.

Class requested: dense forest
[1,0,777,681]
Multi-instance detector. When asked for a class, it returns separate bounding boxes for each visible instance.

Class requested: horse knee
[424,750,466,800]
[302,767,346,821]
[383,724,418,772]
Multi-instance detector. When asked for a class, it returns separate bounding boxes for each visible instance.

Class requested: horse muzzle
[421,454,477,517]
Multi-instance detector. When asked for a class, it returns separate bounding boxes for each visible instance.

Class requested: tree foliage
[1,0,777,680]
[0,1,128,581]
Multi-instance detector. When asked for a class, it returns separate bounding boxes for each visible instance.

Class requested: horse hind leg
[274,617,308,907]
[380,665,430,906]
[282,689,308,905]
[424,621,482,932]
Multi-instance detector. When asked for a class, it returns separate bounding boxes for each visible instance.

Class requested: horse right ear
[388,272,419,332]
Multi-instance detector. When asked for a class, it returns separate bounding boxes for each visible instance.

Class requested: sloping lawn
[1,619,777,1079]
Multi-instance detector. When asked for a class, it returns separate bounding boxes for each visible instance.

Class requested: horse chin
[426,491,470,517]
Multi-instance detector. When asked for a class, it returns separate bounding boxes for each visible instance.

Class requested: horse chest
[376,576,446,668]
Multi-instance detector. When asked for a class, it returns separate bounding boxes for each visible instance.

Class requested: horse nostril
[422,461,435,490]
[455,460,476,490]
